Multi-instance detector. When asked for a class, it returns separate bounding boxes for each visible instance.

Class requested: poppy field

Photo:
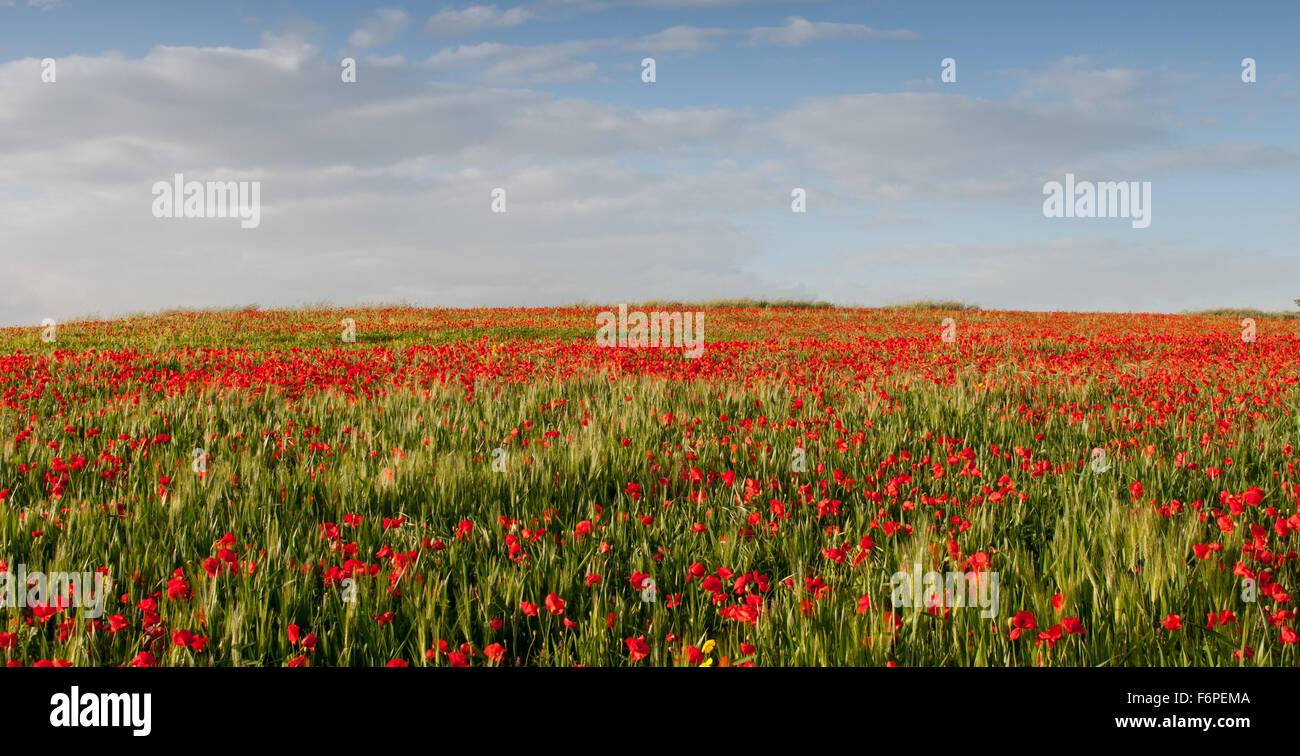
[1,305,1298,667]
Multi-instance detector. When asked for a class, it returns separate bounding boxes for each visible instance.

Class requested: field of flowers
[1,306,1298,667]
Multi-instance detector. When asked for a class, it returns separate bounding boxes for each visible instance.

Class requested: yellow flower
[701,639,716,655]
[699,658,713,667]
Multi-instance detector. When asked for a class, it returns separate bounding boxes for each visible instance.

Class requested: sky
[1,0,1298,326]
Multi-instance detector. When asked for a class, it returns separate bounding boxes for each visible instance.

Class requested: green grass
[0,306,1295,667]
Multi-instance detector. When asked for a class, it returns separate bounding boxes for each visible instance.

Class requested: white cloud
[633,24,730,53]
[762,92,1166,202]
[826,238,1300,313]
[0,38,1293,326]
[0,44,773,325]
[419,17,920,81]
[423,40,605,83]
[745,17,918,47]
[348,8,411,48]
[426,4,535,36]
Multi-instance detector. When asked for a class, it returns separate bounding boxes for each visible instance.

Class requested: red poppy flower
[625,636,650,662]
[1009,611,1036,640]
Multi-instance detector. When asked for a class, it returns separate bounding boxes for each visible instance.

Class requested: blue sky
[1,0,1298,324]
